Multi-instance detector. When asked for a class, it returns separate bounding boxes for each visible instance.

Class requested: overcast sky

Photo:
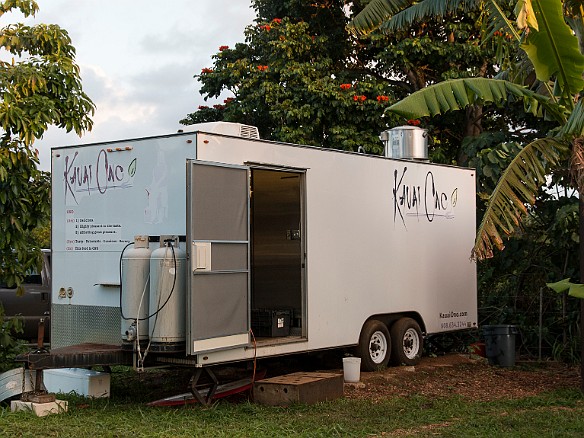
[0,0,256,171]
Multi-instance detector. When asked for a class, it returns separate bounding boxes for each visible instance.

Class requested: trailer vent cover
[239,124,260,139]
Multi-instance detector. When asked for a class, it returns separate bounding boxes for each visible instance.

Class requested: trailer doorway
[250,168,305,340]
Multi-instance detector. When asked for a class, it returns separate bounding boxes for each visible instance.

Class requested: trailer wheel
[390,318,423,366]
[357,320,391,371]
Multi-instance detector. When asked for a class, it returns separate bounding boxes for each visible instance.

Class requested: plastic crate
[251,309,291,337]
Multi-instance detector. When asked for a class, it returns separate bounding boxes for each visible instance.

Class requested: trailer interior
[250,168,305,341]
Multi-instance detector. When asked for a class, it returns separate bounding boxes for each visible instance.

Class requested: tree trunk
[571,11,584,393]
[580,196,584,392]
[457,104,483,165]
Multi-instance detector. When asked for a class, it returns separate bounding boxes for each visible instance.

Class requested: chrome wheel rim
[369,330,388,364]
[403,328,420,360]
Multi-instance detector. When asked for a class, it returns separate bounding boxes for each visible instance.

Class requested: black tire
[357,320,391,371]
[390,317,423,366]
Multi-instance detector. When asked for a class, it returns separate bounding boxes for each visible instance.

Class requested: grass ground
[2,354,583,437]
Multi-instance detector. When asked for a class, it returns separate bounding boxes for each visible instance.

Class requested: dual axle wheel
[357,317,423,371]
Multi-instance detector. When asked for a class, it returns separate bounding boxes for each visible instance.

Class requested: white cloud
[0,0,256,170]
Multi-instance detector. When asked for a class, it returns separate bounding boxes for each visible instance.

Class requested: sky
[0,0,256,171]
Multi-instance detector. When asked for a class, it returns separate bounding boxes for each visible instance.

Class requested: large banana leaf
[546,278,584,299]
[380,0,482,32]
[519,0,584,102]
[386,77,567,123]
[380,0,465,31]
[350,0,584,101]
[473,137,569,259]
[347,0,413,35]
[349,0,500,35]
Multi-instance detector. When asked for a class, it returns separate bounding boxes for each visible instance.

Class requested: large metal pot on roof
[379,125,428,161]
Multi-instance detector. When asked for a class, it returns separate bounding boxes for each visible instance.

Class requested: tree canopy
[182,0,519,163]
[182,4,393,154]
[0,0,94,289]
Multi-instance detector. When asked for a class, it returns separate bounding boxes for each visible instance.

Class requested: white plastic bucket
[342,357,361,383]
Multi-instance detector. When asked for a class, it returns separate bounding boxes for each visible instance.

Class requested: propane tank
[121,235,151,349]
[149,237,186,352]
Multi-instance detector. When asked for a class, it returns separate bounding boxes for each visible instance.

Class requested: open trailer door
[186,160,250,355]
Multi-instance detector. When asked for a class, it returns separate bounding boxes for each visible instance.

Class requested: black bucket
[482,325,518,367]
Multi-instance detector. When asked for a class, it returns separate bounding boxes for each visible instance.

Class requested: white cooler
[43,368,110,398]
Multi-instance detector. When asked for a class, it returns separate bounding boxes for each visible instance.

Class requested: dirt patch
[110,353,580,405]
[344,354,581,402]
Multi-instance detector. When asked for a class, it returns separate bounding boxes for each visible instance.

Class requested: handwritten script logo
[392,166,458,228]
[63,149,137,205]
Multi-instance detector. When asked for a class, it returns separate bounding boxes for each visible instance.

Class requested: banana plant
[547,278,584,299]
[351,0,584,260]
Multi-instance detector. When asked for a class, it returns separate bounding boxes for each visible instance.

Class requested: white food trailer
[49,122,477,372]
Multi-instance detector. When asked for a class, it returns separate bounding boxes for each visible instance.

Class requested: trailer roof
[51,128,475,172]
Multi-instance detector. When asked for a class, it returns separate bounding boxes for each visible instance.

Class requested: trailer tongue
[16,343,131,370]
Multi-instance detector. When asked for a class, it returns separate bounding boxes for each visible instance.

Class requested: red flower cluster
[201,68,213,74]
[376,95,389,102]
[257,65,269,72]
[213,104,226,110]
[407,119,421,126]
[340,83,351,90]
[198,105,209,110]
[272,18,282,24]
[353,95,367,102]
[224,97,235,104]
[219,45,229,51]
[493,30,512,39]
[259,24,271,32]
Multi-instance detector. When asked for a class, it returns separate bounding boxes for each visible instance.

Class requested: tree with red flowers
[182,4,395,153]
[182,0,520,161]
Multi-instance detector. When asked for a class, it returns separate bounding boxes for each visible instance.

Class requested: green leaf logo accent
[128,158,137,177]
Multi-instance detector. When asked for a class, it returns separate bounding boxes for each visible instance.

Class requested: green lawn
[2,365,583,438]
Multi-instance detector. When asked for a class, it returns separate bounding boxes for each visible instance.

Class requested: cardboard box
[254,372,343,406]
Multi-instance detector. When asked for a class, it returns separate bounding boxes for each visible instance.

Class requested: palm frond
[560,100,584,138]
[382,0,480,32]
[347,0,413,35]
[505,54,551,98]
[494,51,535,85]
[482,0,520,42]
[473,137,569,259]
[385,77,567,123]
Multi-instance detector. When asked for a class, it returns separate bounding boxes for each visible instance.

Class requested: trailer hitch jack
[21,318,56,404]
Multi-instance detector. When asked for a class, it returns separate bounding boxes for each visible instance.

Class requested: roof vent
[178,122,259,139]
[238,124,260,139]
[379,126,428,161]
